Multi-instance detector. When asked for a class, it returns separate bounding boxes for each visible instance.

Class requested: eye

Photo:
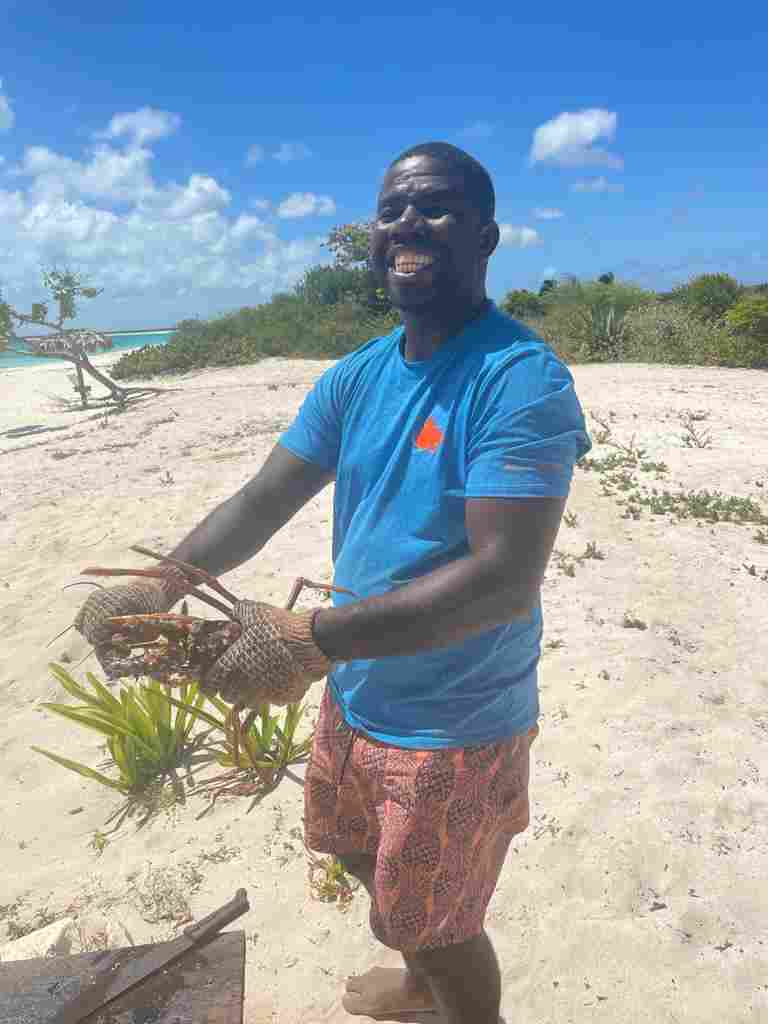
[421,206,449,219]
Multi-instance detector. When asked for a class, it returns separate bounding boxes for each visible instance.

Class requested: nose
[392,204,427,236]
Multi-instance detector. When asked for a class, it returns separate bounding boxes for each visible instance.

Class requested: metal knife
[48,888,250,1024]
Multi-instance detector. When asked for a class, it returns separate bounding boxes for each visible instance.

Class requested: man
[76,142,591,1023]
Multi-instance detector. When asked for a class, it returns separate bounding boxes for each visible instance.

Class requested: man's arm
[313,495,566,660]
[168,444,333,577]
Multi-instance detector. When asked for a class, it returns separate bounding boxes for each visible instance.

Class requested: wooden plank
[0,929,244,1023]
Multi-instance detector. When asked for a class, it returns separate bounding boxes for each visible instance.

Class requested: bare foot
[342,966,436,1018]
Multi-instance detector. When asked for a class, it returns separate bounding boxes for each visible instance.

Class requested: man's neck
[400,297,490,363]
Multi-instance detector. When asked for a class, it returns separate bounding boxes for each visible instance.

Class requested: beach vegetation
[101,223,768,380]
[574,410,768,529]
[500,288,546,319]
[323,220,373,267]
[306,849,360,911]
[725,293,768,343]
[669,272,741,322]
[33,664,208,796]
[532,276,654,360]
[0,268,166,409]
[161,692,313,811]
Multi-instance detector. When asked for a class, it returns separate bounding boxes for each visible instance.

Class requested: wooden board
[0,929,245,1023]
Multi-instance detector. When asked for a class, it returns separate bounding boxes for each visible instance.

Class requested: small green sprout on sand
[306,850,359,912]
[88,830,109,856]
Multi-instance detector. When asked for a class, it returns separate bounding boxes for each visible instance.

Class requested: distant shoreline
[105,328,175,336]
[19,328,176,341]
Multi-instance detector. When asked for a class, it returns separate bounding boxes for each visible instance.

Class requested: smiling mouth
[390,248,437,277]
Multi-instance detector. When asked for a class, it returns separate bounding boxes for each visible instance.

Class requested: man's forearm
[312,554,534,661]
[168,488,282,578]
[165,445,332,579]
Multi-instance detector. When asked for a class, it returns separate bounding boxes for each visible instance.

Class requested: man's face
[370,154,498,313]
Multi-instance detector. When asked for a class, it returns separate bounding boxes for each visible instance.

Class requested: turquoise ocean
[0,331,174,370]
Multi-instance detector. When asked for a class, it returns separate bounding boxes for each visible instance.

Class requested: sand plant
[305,848,359,911]
[578,410,768,527]
[161,691,314,814]
[33,663,208,796]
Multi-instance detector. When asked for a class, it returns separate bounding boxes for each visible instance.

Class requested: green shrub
[501,289,546,320]
[112,296,400,379]
[296,265,371,308]
[163,693,313,778]
[725,294,768,343]
[670,273,741,322]
[620,301,766,367]
[539,278,653,360]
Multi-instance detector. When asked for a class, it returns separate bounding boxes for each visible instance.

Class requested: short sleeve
[279,364,343,473]
[465,348,592,498]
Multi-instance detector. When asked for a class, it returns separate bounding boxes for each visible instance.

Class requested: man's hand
[201,600,334,707]
[74,569,190,672]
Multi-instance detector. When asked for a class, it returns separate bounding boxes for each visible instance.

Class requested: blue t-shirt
[279,302,592,749]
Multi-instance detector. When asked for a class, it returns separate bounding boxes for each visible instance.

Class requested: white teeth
[393,250,435,273]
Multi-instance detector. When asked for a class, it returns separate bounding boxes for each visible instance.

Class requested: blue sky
[2,2,767,329]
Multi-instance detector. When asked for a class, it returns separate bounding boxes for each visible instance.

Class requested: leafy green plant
[88,830,110,856]
[621,301,762,367]
[33,664,208,795]
[671,273,741,322]
[162,693,313,780]
[501,288,545,319]
[539,277,652,360]
[306,850,359,910]
[725,293,768,345]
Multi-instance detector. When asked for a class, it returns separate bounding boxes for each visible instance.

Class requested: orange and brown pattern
[304,685,538,952]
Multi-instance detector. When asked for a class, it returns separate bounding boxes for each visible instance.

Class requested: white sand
[1,353,766,1022]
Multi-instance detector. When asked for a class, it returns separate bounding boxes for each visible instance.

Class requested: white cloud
[532,207,564,220]
[245,144,265,165]
[0,79,13,133]
[498,224,541,248]
[570,177,624,193]
[273,141,312,163]
[99,107,181,145]
[152,174,231,219]
[19,143,155,203]
[460,120,496,140]
[231,213,276,242]
[0,186,324,307]
[277,192,336,219]
[249,198,271,211]
[529,108,623,169]
[0,121,329,322]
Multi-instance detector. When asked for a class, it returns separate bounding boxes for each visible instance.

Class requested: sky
[1,2,767,330]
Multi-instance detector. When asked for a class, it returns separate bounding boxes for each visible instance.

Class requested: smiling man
[75,142,591,1023]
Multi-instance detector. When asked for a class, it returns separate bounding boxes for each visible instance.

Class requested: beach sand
[1,353,766,1022]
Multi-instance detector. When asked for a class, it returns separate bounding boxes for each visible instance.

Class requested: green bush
[112,296,400,380]
[670,273,741,322]
[501,289,545,320]
[725,293,768,343]
[620,301,766,367]
[295,265,371,307]
[534,278,653,361]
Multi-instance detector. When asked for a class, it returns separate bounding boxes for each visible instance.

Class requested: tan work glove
[200,599,333,707]
[74,567,190,666]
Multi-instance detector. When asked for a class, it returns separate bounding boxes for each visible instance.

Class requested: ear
[479,220,500,261]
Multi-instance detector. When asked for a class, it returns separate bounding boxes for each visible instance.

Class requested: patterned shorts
[304,684,538,953]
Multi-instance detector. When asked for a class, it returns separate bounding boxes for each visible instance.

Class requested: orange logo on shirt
[414,416,444,452]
